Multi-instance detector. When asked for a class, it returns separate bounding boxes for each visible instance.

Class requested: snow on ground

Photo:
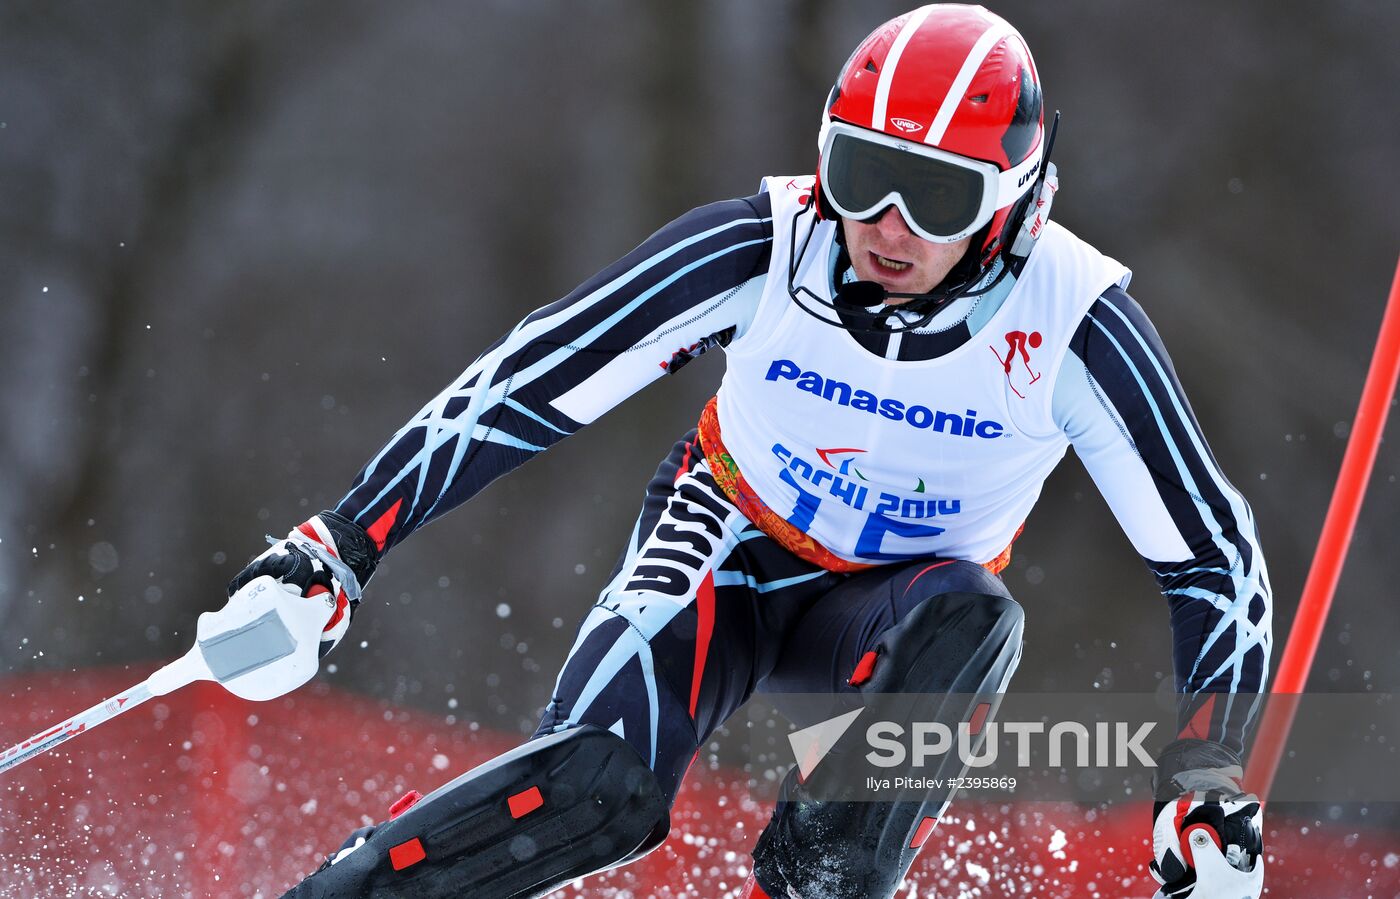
[2,669,1396,897]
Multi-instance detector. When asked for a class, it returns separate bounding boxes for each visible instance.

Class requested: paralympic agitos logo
[764,359,1006,439]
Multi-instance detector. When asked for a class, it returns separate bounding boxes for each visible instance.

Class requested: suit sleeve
[332,193,774,556]
[1054,286,1273,754]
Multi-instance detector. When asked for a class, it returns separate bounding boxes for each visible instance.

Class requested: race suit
[332,176,1272,803]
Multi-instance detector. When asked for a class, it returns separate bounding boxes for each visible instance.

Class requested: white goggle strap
[994,134,1046,207]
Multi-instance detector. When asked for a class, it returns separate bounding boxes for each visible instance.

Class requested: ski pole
[0,680,158,775]
[1246,253,1400,799]
[1,574,335,775]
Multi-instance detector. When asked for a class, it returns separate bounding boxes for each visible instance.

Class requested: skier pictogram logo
[990,330,1043,399]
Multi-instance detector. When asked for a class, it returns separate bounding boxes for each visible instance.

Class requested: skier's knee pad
[282,724,668,899]
[753,580,1024,899]
[861,579,1024,696]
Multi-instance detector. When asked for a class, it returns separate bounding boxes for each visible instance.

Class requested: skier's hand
[1149,739,1264,899]
[229,511,379,658]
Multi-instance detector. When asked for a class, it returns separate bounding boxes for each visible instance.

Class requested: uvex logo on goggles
[819,120,1040,244]
[765,359,1005,439]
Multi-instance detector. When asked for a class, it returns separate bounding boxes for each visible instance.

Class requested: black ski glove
[230,510,379,658]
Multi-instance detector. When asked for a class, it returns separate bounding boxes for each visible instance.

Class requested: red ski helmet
[815,4,1045,273]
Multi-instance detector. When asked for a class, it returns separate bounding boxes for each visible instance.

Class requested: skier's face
[843,206,972,300]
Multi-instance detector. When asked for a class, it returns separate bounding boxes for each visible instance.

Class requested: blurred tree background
[2,0,1397,752]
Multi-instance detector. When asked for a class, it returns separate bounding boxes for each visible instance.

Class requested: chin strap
[785,204,1013,335]
[833,256,1011,333]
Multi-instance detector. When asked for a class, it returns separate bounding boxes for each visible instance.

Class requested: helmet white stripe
[924,18,1017,147]
[870,4,936,131]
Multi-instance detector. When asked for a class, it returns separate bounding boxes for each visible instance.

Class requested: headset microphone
[833,280,953,315]
[832,280,889,309]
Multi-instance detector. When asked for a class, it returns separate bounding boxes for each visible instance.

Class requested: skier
[229,6,1270,897]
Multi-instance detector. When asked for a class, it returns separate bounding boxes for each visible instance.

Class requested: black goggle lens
[825,132,986,237]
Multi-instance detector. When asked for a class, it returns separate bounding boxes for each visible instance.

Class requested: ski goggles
[818,120,1041,244]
